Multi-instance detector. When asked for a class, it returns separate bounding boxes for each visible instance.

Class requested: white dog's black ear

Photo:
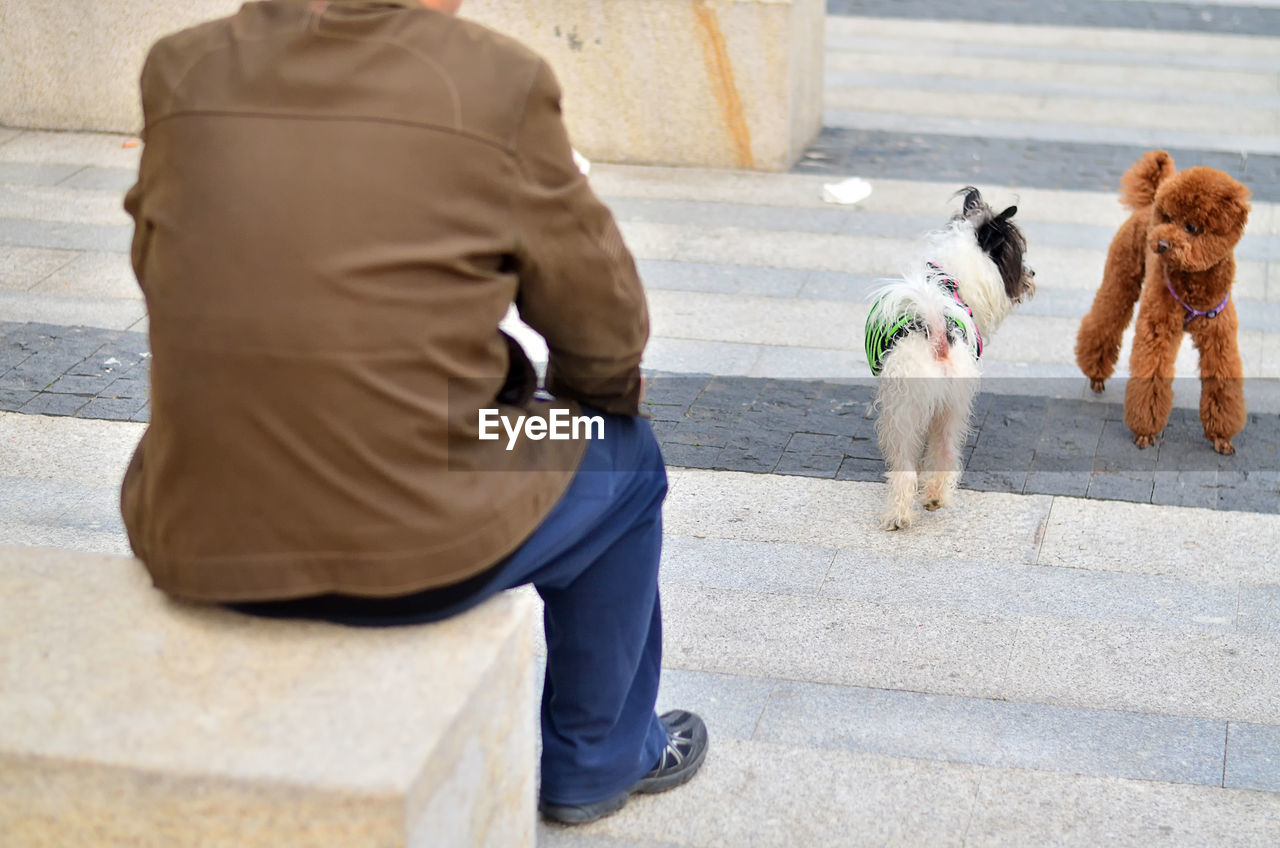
[961,187,984,215]
[998,205,1017,220]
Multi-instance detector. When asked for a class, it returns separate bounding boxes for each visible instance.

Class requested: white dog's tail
[1119,150,1175,211]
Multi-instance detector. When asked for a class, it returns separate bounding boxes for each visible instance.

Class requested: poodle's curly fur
[1075,150,1251,454]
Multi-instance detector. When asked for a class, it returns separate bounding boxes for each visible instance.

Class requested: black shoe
[539,710,709,825]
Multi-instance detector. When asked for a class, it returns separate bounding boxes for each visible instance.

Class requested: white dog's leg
[922,410,962,511]
[922,381,975,512]
[877,387,926,531]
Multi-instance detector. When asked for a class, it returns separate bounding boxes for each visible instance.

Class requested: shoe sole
[539,790,630,825]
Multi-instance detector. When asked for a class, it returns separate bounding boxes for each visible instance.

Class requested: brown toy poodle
[1076,150,1251,454]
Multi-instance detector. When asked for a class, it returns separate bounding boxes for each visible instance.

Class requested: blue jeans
[232,412,670,805]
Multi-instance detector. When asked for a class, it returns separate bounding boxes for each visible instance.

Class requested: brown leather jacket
[121,0,648,601]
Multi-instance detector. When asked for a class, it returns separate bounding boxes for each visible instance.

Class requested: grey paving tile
[1003,619,1280,725]
[663,420,733,449]
[537,830,682,848]
[661,535,835,595]
[749,345,870,380]
[611,197,848,236]
[659,442,722,469]
[641,339,762,376]
[0,476,92,524]
[56,167,137,192]
[785,432,852,456]
[1216,474,1280,514]
[1225,722,1280,794]
[1037,497,1280,584]
[821,552,1240,633]
[560,738,976,848]
[797,127,1280,203]
[47,485,126,535]
[642,373,708,408]
[44,373,116,396]
[967,765,1280,848]
[797,271,882,302]
[654,668,776,742]
[964,468,1029,494]
[0,162,82,188]
[635,259,807,298]
[836,456,884,482]
[773,451,842,478]
[1086,470,1156,503]
[0,388,37,411]
[1237,585,1280,636]
[1024,470,1091,497]
[0,291,145,330]
[0,245,78,290]
[756,680,1227,786]
[1153,471,1226,510]
[17,392,89,417]
[0,217,130,252]
[712,430,788,473]
[76,396,148,421]
[0,351,84,391]
[827,0,1280,38]
[662,584,1016,699]
[0,521,132,556]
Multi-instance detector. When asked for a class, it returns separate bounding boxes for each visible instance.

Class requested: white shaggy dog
[865,188,1035,530]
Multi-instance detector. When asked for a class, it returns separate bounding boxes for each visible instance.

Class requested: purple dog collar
[1163,268,1229,326]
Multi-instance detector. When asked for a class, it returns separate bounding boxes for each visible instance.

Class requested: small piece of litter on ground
[572,148,591,176]
[122,140,140,148]
[822,177,872,205]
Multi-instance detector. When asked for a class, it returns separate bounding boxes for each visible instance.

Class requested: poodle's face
[1148,167,1250,273]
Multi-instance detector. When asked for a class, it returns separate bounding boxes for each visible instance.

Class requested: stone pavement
[2,0,1279,845]
[7,321,1277,512]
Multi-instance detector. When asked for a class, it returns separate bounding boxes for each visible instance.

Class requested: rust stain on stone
[691,0,754,169]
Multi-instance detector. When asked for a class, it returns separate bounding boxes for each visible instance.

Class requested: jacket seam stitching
[143,110,516,154]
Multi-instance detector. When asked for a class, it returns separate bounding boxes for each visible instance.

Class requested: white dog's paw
[922,488,951,511]
[879,510,914,531]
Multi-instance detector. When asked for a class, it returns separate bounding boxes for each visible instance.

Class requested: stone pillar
[0,0,824,170]
[464,0,826,170]
[0,1,242,134]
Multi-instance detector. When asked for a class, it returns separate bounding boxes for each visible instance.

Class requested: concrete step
[538,737,1280,847]
[824,16,1280,156]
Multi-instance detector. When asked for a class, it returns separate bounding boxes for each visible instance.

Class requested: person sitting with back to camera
[120,0,707,824]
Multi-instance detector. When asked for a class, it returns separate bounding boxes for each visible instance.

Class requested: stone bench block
[0,545,537,847]
[464,0,825,170]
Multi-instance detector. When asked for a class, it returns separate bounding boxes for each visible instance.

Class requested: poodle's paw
[1133,433,1158,449]
[1089,378,1106,394]
[879,510,914,531]
[1212,437,1236,455]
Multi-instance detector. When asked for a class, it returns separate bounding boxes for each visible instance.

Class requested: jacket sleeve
[510,60,649,416]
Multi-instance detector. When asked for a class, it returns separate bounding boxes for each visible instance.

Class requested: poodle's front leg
[1124,303,1182,448]
[1192,305,1246,455]
[1077,216,1146,392]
